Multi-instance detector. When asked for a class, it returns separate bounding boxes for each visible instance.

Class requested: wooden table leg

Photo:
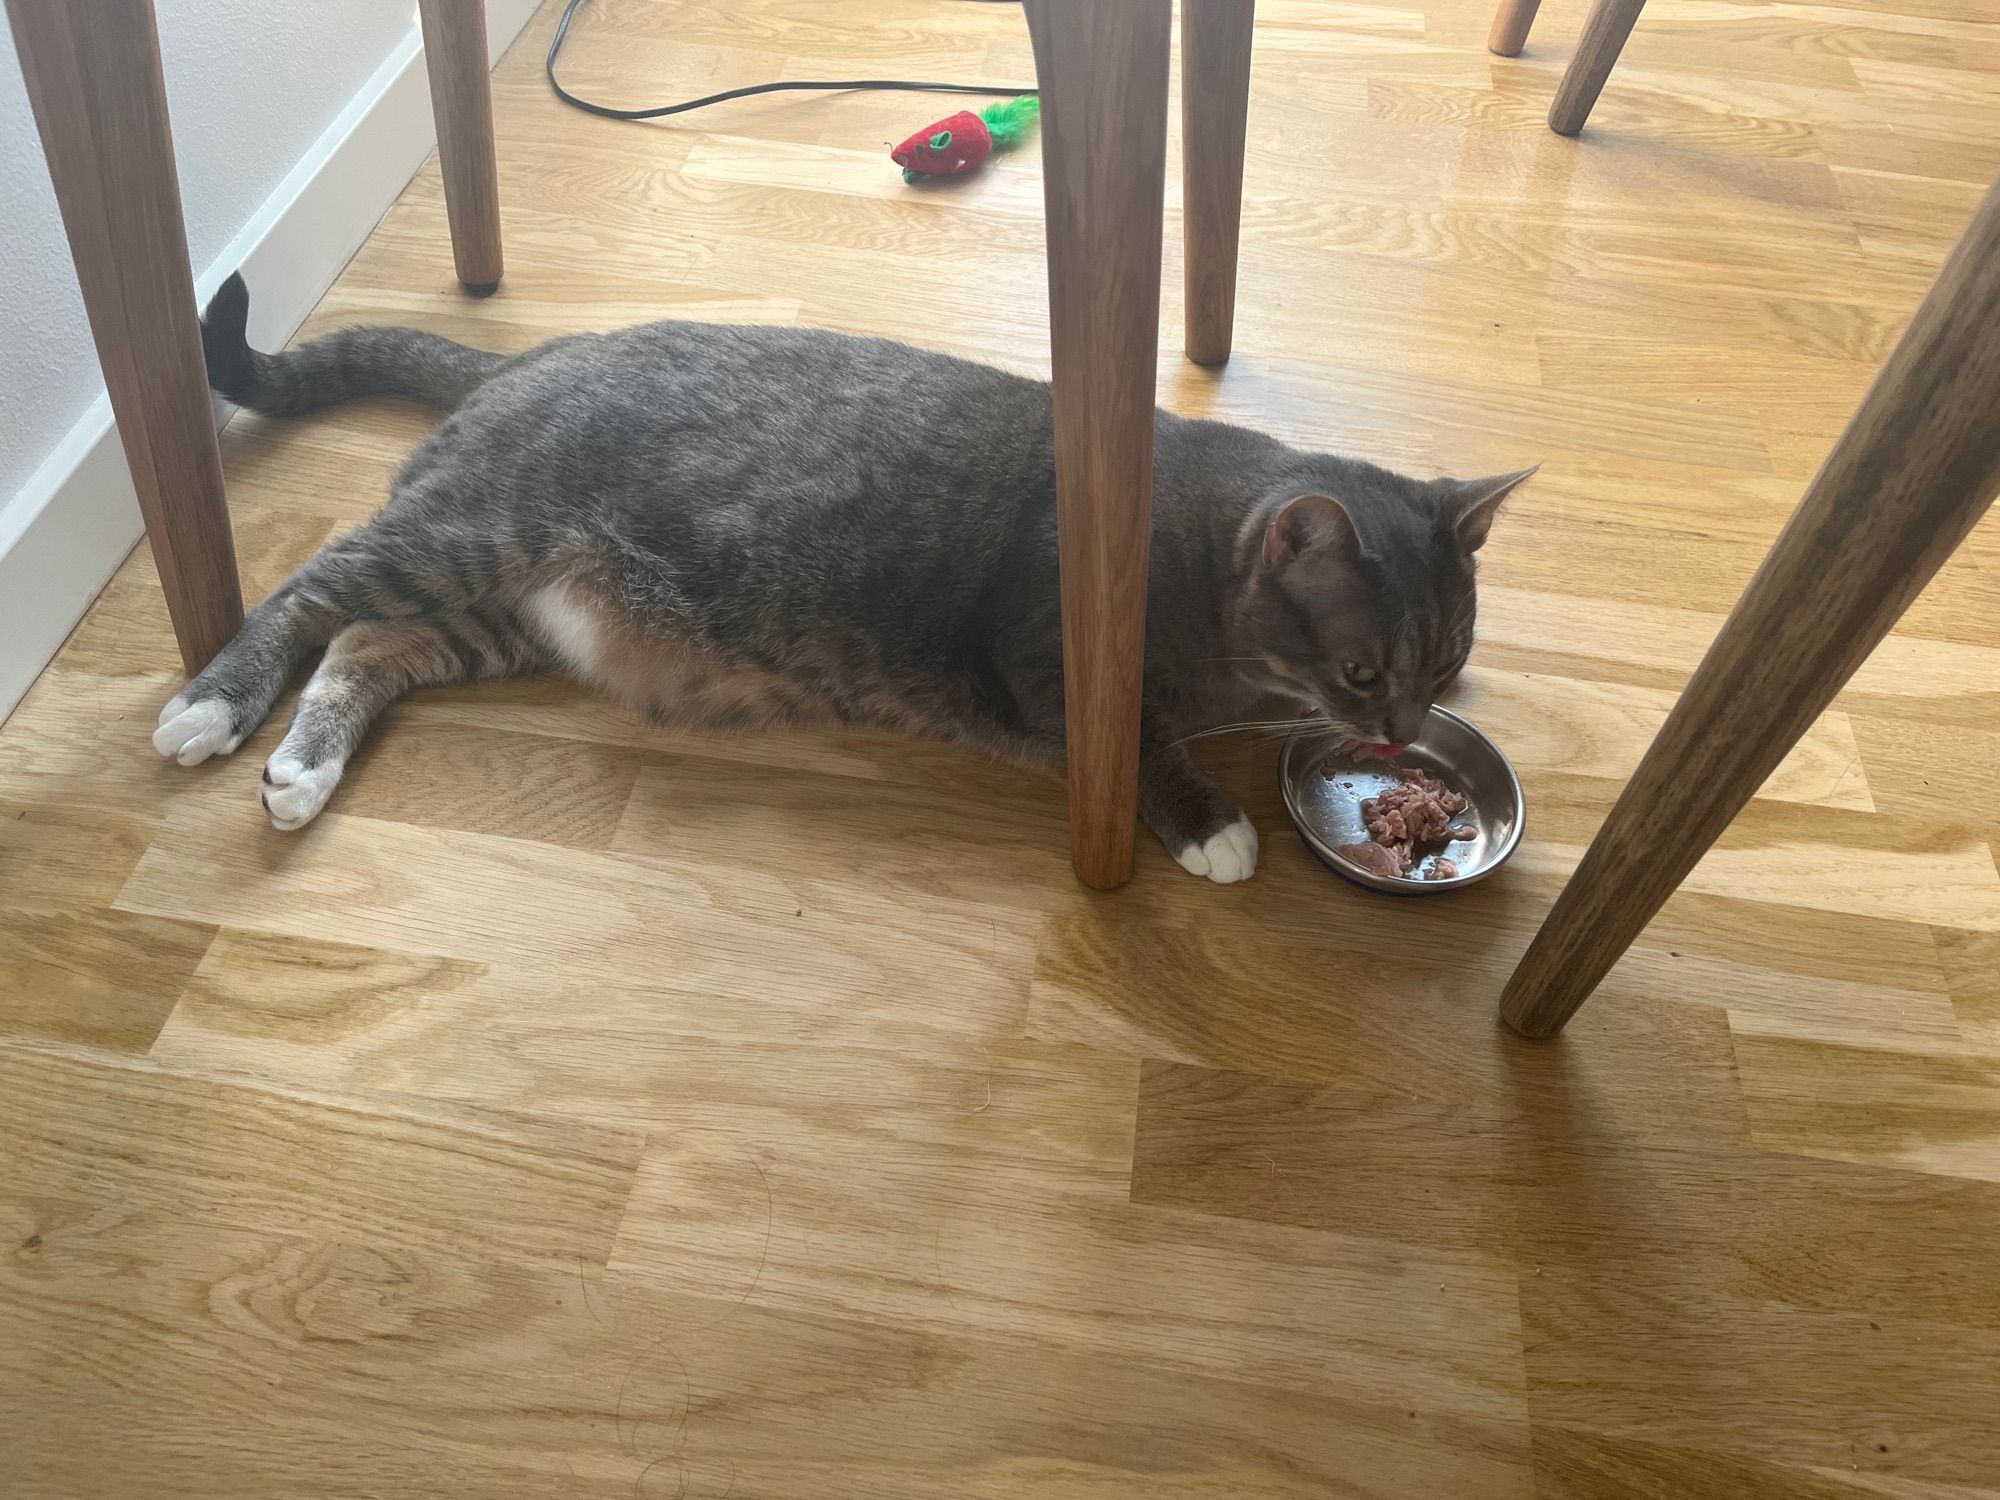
[1025,0,1172,890]
[1488,0,1545,56]
[418,0,504,294]
[1500,174,2000,1039]
[1182,0,1254,367]
[6,0,243,675]
[1548,0,1647,135]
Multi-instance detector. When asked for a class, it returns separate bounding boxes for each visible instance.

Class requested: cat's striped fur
[158,273,1530,880]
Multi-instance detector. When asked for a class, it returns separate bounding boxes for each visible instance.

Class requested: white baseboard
[0,0,540,723]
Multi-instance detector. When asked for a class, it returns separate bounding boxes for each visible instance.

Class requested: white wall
[0,0,539,719]
[0,0,415,503]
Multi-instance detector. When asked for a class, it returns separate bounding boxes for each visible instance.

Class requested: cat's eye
[1344,663,1380,687]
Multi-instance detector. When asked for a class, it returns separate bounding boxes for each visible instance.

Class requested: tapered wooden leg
[1548,0,1646,135]
[417,0,504,293]
[7,0,243,675]
[1488,0,1545,56]
[1025,0,1172,890]
[1182,0,1254,367]
[1500,174,2000,1039]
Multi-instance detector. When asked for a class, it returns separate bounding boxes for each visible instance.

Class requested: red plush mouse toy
[891,96,1038,184]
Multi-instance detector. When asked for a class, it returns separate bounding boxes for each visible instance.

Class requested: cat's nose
[1387,704,1430,745]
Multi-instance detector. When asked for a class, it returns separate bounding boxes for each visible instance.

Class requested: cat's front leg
[1139,741,1259,884]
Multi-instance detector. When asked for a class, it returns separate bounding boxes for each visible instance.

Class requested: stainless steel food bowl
[1278,706,1525,893]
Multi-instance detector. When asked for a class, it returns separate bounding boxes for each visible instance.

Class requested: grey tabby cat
[156,273,1531,882]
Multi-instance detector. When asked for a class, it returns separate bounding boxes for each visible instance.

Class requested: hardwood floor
[4,0,1998,1494]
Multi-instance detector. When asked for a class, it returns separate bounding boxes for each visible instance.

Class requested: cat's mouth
[1296,709,1400,758]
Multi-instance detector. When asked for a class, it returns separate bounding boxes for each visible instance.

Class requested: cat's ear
[1447,466,1537,553]
[1262,493,1362,569]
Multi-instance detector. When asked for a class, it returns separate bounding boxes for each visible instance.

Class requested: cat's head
[1231,463,1536,746]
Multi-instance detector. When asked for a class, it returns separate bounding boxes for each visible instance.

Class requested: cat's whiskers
[1173,716,1324,749]
[1284,719,1365,751]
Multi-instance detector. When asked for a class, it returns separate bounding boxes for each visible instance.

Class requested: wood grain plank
[0,801,155,910]
[1935,927,2000,1051]
[0,1043,641,1272]
[1450,665,1876,811]
[0,0,1996,1491]
[1734,1030,2000,1181]
[0,908,213,1051]
[610,1125,1533,1431]
[1129,1059,2000,1331]
[115,802,1041,1020]
[153,932,1054,1128]
[1522,1274,2000,1486]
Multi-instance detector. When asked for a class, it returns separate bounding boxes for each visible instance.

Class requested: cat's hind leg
[259,616,538,829]
[154,565,347,765]
[153,527,410,765]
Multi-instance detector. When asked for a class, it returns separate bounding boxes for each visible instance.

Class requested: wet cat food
[1335,767,1472,879]
[1335,839,1406,878]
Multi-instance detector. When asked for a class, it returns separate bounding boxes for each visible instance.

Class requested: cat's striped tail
[200,271,507,417]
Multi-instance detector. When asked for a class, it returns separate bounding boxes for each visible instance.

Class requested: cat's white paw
[153,695,242,766]
[1175,815,1259,884]
[260,752,343,831]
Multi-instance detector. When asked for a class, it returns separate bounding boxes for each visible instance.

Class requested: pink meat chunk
[1338,767,1471,879]
[1335,840,1405,878]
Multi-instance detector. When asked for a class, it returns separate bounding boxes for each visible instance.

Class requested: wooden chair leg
[1024,0,1172,890]
[1182,0,1254,367]
[1488,0,1545,56]
[1500,174,2000,1039]
[1548,0,1646,135]
[417,0,504,293]
[6,0,243,676]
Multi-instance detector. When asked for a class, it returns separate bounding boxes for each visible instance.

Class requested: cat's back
[470,319,1053,471]
[418,319,1064,648]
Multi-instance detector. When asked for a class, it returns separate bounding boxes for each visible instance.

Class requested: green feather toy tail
[979,94,1040,152]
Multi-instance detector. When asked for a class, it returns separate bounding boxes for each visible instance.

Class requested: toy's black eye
[1344,663,1380,687]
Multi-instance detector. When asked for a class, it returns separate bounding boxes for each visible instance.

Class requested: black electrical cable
[545,0,1033,123]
